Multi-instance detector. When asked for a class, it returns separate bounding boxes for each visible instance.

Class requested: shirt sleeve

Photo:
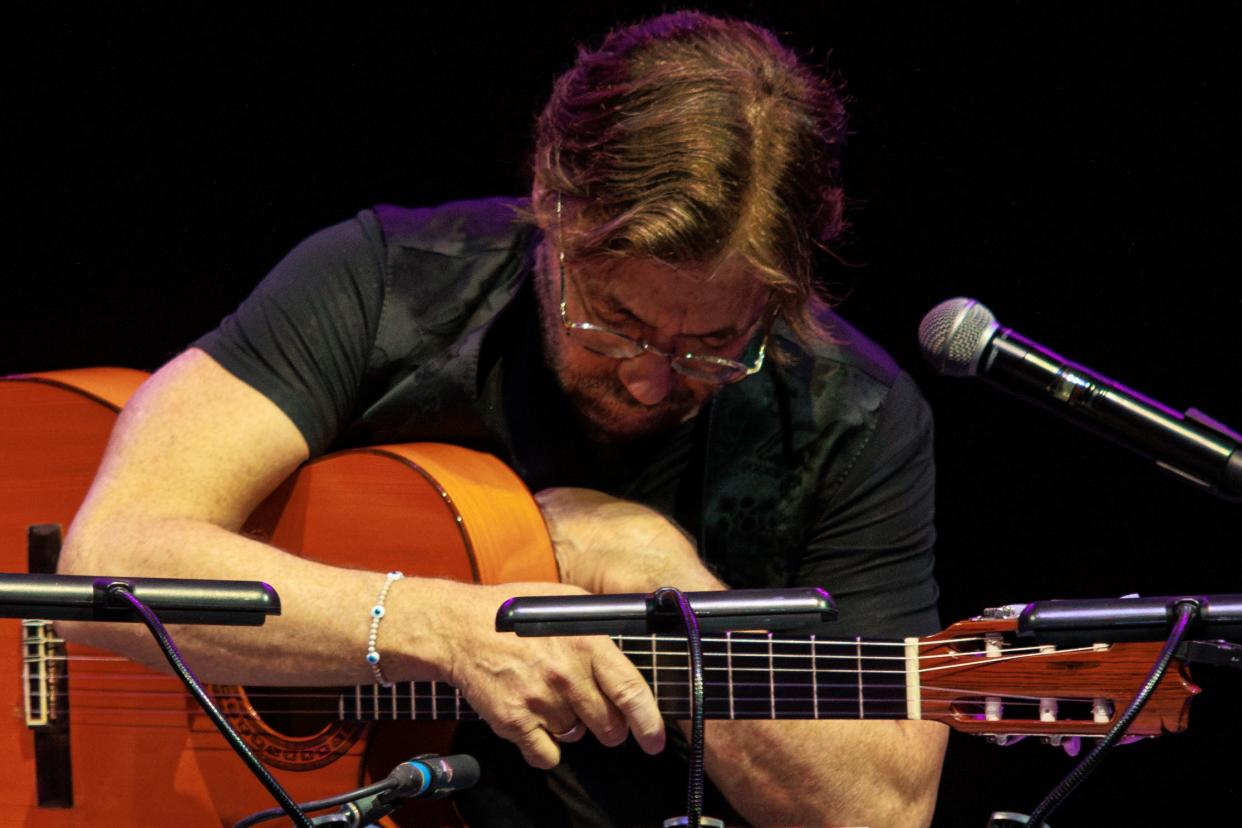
[192,212,386,456]
[794,371,941,638]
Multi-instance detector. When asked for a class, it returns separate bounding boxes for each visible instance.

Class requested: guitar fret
[856,637,864,720]
[354,685,361,720]
[767,633,775,720]
[727,632,734,720]
[811,634,818,720]
[431,680,438,720]
[651,636,659,702]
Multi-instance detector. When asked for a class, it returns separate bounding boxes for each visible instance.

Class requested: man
[59,11,947,826]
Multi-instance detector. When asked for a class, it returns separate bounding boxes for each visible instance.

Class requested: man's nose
[617,353,676,405]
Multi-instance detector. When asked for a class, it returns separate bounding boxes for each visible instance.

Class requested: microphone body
[329,754,480,826]
[390,753,481,800]
[920,298,1242,500]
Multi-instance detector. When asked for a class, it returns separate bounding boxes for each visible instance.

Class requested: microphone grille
[918,297,999,377]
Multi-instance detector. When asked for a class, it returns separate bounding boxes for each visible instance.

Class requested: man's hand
[416,578,666,769]
[535,487,723,595]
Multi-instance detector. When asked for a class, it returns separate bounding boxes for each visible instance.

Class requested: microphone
[388,753,481,800]
[322,754,481,826]
[918,297,1242,501]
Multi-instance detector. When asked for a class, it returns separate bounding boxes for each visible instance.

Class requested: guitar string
[39,677,1122,714]
[54,706,1118,730]
[34,642,1129,701]
[619,641,1102,662]
[612,633,989,649]
[51,685,1090,706]
[44,682,1135,732]
[30,639,1146,719]
[52,695,1080,717]
[917,644,1105,674]
[38,638,1095,669]
[31,631,1000,659]
[34,662,1102,702]
[164,682,1075,702]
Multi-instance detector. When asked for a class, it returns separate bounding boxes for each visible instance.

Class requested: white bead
[365,572,405,686]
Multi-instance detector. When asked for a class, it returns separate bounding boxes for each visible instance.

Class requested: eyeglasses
[555,195,769,385]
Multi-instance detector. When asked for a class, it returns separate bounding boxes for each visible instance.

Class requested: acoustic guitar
[0,369,1199,827]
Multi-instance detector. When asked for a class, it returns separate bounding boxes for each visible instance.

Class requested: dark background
[8,2,1240,824]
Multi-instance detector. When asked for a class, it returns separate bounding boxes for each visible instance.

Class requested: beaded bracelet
[366,571,405,686]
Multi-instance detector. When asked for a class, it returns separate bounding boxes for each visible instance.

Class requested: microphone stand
[651,587,716,828]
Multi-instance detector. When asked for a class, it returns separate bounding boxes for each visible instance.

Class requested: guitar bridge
[22,619,61,728]
[23,523,75,808]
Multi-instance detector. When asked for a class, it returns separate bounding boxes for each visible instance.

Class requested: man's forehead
[581,255,766,297]
[576,255,769,333]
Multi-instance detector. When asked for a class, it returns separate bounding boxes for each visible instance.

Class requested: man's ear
[531,182,553,231]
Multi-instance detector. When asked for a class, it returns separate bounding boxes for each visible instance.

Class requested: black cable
[106,585,313,828]
[1024,599,1201,827]
[232,778,395,828]
[655,587,706,828]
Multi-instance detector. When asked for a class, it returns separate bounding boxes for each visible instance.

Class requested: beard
[535,298,702,444]
[556,366,701,444]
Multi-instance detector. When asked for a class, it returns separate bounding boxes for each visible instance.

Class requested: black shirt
[195,198,940,826]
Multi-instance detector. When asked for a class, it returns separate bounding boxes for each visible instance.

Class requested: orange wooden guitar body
[0,369,555,827]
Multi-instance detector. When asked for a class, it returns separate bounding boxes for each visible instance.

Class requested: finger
[494,718,562,770]
[559,670,629,747]
[592,643,665,754]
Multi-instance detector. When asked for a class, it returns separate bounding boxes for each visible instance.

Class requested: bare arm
[57,349,664,768]
[538,487,947,827]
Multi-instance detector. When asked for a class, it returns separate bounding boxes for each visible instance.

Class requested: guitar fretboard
[339,632,915,723]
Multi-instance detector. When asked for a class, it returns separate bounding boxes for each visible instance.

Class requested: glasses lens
[672,356,748,384]
[570,326,645,359]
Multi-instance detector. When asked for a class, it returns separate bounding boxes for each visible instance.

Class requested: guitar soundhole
[210,684,365,771]
[242,686,339,737]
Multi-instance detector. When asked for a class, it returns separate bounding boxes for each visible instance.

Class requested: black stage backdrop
[8,3,1240,825]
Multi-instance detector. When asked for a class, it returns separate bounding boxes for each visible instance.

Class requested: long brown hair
[531,11,849,345]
